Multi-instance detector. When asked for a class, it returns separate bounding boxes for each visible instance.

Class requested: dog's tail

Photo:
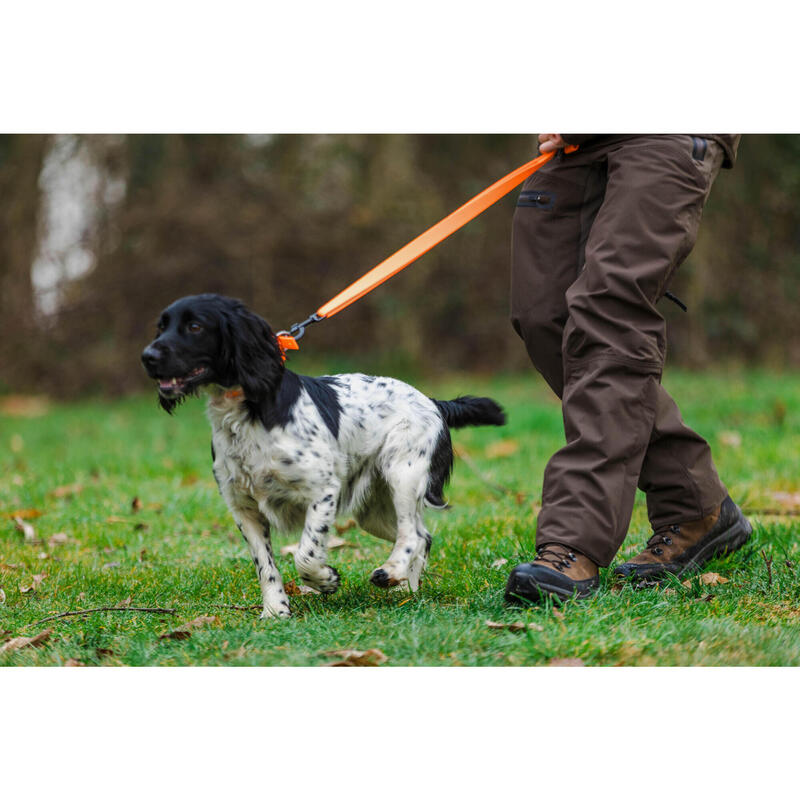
[424,396,506,509]
[432,396,506,429]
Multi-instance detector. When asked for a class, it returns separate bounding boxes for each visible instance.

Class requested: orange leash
[276,145,577,356]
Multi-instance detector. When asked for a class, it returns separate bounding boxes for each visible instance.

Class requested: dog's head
[141,294,284,413]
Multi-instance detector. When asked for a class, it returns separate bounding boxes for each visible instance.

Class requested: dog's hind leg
[406,517,432,592]
[294,484,342,594]
[369,460,428,590]
[234,509,291,619]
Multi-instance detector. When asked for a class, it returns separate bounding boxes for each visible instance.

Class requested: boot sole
[505,578,598,604]
[616,511,753,582]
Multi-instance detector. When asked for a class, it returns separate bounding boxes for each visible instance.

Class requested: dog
[141,293,505,618]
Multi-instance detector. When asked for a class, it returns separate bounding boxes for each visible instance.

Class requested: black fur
[425,424,453,508]
[433,396,506,429]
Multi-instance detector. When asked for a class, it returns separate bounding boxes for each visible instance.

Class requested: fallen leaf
[105,516,132,524]
[663,587,677,596]
[770,491,800,511]
[95,647,115,658]
[159,615,220,640]
[490,558,508,569]
[64,658,86,667]
[718,430,742,448]
[681,572,729,588]
[548,657,585,667]
[324,648,388,667]
[12,516,36,542]
[284,580,320,596]
[48,533,69,546]
[180,474,199,486]
[19,573,47,594]
[50,483,83,498]
[334,519,357,534]
[0,588,5,605]
[131,496,142,512]
[552,609,565,620]
[485,439,520,459]
[485,620,543,632]
[1,508,43,520]
[116,596,132,608]
[0,395,50,417]
[0,628,52,654]
[0,563,22,573]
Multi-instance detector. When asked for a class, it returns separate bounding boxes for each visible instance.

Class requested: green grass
[2,368,799,666]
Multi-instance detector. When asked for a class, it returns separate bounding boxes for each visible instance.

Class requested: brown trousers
[510,135,728,567]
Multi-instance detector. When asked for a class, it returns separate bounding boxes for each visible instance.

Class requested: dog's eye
[187,322,203,334]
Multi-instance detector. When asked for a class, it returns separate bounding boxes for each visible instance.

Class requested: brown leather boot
[505,543,600,604]
[614,495,752,581]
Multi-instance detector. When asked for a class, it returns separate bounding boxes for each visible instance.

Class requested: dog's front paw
[260,603,292,620]
[299,565,341,594]
[369,566,407,589]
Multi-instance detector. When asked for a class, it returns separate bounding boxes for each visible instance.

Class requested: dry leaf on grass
[0,395,50,417]
[159,615,220,641]
[770,491,800,511]
[0,563,22,573]
[485,439,520,459]
[552,609,565,620]
[485,620,543,632]
[548,657,585,667]
[19,574,47,594]
[116,596,132,608]
[718,430,742,448]
[48,533,69,546]
[490,558,508,569]
[12,516,37,543]
[131,496,142,512]
[324,648,388,667]
[284,580,320,596]
[64,658,86,667]
[50,483,83,498]
[0,588,5,605]
[681,572,729,588]
[0,628,52,654]
[334,519,357,534]
[2,508,43,520]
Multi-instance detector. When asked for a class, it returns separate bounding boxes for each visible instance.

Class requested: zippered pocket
[517,189,555,210]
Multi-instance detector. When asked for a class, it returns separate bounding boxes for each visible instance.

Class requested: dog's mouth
[156,366,209,396]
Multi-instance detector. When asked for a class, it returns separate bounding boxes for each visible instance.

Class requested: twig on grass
[453,446,523,499]
[761,550,774,588]
[213,604,261,612]
[32,606,178,625]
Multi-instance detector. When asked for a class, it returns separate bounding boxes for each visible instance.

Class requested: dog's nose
[141,344,162,371]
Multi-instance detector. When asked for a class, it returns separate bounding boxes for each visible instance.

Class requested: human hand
[538,134,567,154]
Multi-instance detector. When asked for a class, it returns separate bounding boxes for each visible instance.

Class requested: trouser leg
[513,136,727,566]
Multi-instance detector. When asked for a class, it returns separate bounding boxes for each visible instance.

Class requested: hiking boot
[505,543,600,604]
[614,495,752,582]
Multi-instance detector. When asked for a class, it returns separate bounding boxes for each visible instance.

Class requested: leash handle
[277,144,577,356]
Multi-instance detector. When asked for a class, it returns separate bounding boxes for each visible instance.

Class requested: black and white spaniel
[141,294,505,618]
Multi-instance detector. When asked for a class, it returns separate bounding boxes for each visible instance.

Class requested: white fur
[206,373,444,619]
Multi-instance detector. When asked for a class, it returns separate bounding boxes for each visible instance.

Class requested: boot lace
[534,543,578,572]
[645,523,680,556]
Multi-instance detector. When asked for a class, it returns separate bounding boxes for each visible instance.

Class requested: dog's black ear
[220,302,284,407]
